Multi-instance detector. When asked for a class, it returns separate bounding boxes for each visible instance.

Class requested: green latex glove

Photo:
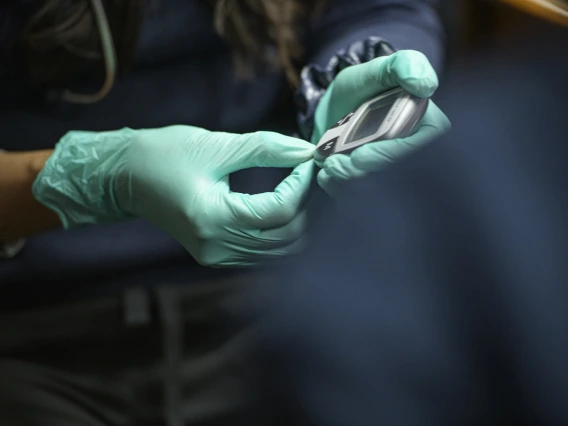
[311,50,451,197]
[33,126,315,267]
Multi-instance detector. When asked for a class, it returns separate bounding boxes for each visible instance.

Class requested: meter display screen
[345,92,401,144]
[314,87,428,163]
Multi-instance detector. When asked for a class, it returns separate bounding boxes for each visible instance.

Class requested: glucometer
[315,87,429,162]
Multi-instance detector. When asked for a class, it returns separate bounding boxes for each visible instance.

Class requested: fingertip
[256,131,314,149]
[403,75,439,98]
[390,50,439,98]
[243,132,316,168]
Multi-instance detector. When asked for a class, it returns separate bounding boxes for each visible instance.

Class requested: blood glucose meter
[314,87,429,162]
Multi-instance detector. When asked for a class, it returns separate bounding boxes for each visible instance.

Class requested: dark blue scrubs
[0,0,445,310]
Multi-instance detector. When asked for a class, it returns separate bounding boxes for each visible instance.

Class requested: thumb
[229,159,316,229]
[222,131,315,174]
[329,50,439,118]
[376,50,439,98]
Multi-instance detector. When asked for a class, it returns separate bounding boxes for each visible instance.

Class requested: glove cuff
[296,37,396,141]
[32,128,139,229]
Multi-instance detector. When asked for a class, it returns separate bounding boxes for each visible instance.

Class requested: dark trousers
[0,275,264,426]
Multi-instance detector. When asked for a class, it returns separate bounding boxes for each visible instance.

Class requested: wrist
[27,149,53,177]
[33,128,138,228]
[0,149,60,243]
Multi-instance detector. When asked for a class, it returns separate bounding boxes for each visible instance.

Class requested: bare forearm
[0,150,61,241]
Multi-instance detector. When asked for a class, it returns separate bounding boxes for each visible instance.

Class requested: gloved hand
[33,126,315,267]
[311,50,451,197]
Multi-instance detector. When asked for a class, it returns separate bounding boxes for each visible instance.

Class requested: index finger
[350,120,448,173]
[330,50,439,120]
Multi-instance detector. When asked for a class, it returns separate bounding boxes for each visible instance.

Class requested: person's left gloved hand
[33,126,316,267]
[311,50,451,197]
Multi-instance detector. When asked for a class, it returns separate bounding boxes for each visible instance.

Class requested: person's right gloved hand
[33,125,315,267]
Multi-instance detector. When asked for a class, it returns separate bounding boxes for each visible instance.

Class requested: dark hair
[15,0,326,103]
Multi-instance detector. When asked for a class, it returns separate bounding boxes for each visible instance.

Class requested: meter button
[317,137,338,158]
[331,112,354,129]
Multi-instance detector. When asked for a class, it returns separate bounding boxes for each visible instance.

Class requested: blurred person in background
[0,1,449,426]
[251,1,568,425]
[0,0,449,295]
